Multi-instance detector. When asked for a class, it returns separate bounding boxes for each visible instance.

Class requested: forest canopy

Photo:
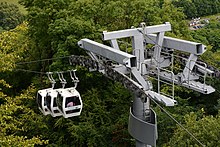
[0,0,220,146]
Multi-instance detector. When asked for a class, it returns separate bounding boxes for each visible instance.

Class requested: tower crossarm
[78,38,136,68]
[102,22,171,40]
[145,34,206,55]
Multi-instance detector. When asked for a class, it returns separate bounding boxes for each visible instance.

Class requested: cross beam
[78,39,137,68]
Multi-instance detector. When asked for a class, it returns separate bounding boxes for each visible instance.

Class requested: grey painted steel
[102,29,140,40]
[156,72,215,94]
[132,35,145,71]
[153,32,165,62]
[87,52,99,62]
[131,66,152,91]
[182,54,198,82]
[102,23,171,40]
[132,96,148,147]
[128,107,157,146]
[146,91,177,106]
[113,65,130,75]
[196,64,214,75]
[143,22,171,34]
[76,22,215,147]
[136,141,146,147]
[145,34,206,55]
[110,39,120,50]
[153,31,165,96]
[133,96,145,120]
[186,81,215,94]
[78,39,136,68]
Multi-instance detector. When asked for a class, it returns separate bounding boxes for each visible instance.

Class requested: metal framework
[75,22,215,147]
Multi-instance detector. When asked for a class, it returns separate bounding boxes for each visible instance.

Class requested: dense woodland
[1,0,220,146]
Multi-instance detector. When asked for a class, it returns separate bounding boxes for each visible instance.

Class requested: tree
[0,24,48,146]
[191,21,220,52]
[192,0,220,17]
[0,22,37,95]
[19,0,72,73]
[0,2,24,30]
[167,112,220,146]
[142,0,191,39]
[0,86,48,146]
[0,22,28,71]
[173,0,220,18]
[172,0,197,19]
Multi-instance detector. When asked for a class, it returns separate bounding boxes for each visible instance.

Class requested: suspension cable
[16,55,71,65]
[15,68,76,75]
[15,69,46,74]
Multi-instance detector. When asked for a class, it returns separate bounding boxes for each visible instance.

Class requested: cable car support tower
[72,22,215,147]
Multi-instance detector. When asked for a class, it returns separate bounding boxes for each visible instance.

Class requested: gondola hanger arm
[57,72,67,88]
[47,72,56,89]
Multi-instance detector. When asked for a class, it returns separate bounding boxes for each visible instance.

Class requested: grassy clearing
[0,0,27,14]
[201,13,220,20]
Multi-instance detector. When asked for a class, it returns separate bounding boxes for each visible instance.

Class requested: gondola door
[57,88,83,118]
[36,89,51,115]
[46,89,63,117]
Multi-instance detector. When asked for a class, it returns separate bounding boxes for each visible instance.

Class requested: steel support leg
[133,95,151,147]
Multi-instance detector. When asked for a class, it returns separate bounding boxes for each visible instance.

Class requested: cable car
[56,87,82,118]
[45,89,63,117]
[36,88,51,115]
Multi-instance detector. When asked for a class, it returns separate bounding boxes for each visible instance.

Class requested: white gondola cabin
[45,89,63,117]
[36,88,51,115]
[56,87,82,118]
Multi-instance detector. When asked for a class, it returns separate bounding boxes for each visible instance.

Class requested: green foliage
[0,22,36,95]
[0,22,28,72]
[0,2,24,30]
[143,0,191,39]
[172,0,197,19]
[155,103,193,146]
[160,1,190,38]
[168,112,220,146]
[0,85,48,146]
[173,0,220,18]
[191,20,220,56]
[0,32,49,144]
[0,0,26,14]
